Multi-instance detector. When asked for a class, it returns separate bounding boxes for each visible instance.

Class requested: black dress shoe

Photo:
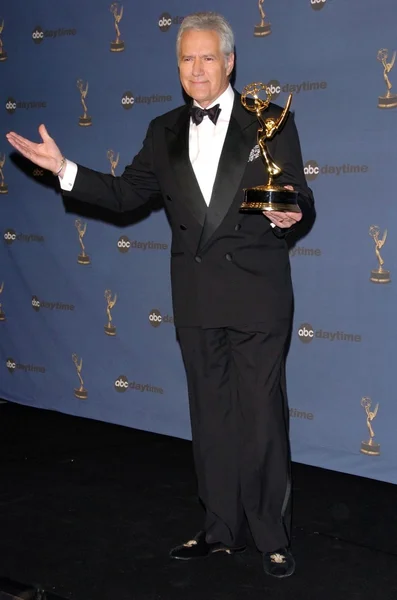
[169,531,246,560]
[262,548,295,578]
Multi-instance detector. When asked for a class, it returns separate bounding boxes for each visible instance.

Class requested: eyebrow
[181,53,217,60]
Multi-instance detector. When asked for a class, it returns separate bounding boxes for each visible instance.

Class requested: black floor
[0,401,397,600]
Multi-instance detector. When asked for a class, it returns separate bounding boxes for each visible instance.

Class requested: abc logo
[311,0,326,10]
[117,235,131,253]
[33,168,44,177]
[266,80,281,100]
[32,26,44,43]
[298,323,315,344]
[6,358,16,373]
[304,160,320,181]
[121,91,135,110]
[158,12,172,32]
[6,97,17,114]
[4,229,16,245]
[149,309,162,328]
[114,374,129,392]
[32,295,40,312]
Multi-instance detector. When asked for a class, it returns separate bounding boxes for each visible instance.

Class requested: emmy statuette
[0,282,5,321]
[110,3,125,52]
[0,153,8,194]
[107,150,119,177]
[72,354,88,400]
[254,0,271,37]
[77,79,92,126]
[369,225,390,283]
[360,397,380,456]
[240,82,299,213]
[104,289,117,336]
[0,19,7,61]
[75,219,91,265]
[377,49,397,109]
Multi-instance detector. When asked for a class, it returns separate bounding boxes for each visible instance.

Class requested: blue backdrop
[1,0,397,483]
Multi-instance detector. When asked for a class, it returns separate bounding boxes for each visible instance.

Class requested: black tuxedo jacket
[63,89,315,328]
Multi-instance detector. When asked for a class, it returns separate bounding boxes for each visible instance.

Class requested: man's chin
[190,93,210,105]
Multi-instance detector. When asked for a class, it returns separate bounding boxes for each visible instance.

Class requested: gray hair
[176,12,235,60]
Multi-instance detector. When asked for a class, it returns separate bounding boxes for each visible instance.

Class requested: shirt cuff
[59,159,78,191]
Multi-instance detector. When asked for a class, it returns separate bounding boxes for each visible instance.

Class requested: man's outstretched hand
[6,124,64,175]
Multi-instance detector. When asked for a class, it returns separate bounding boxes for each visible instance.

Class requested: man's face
[178,29,234,108]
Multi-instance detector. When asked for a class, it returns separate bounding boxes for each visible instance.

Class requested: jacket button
[234,224,241,231]
[166,195,172,202]
[180,224,187,230]
[225,253,232,261]
[195,256,202,263]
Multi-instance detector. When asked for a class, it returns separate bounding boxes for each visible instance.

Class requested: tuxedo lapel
[198,91,258,251]
[166,106,207,227]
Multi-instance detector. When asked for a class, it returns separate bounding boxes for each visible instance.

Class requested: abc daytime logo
[117,236,168,253]
[4,228,44,245]
[6,96,47,115]
[311,0,327,10]
[290,407,315,421]
[304,160,369,182]
[158,12,184,32]
[32,25,77,44]
[6,357,46,374]
[290,246,322,257]
[121,91,172,109]
[32,295,75,312]
[114,374,164,394]
[265,79,327,101]
[149,309,174,327]
[121,91,134,109]
[298,323,362,344]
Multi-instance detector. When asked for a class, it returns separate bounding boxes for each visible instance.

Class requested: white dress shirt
[59,84,235,203]
[188,84,234,205]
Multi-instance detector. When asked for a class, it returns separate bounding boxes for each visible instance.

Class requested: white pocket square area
[248,145,261,162]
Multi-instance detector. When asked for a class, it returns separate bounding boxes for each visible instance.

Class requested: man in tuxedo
[7,11,314,579]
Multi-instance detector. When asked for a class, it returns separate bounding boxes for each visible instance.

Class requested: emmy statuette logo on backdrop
[240,83,299,212]
[107,149,119,176]
[110,3,125,52]
[104,289,117,336]
[377,49,397,109]
[360,397,380,456]
[76,79,92,126]
[0,153,7,193]
[0,281,5,321]
[369,225,390,283]
[75,219,91,265]
[254,0,271,37]
[0,18,7,61]
[72,354,88,399]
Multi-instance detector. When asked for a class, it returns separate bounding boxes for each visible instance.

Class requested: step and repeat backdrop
[1,0,397,483]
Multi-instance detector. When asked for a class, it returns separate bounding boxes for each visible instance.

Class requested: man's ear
[226,53,235,77]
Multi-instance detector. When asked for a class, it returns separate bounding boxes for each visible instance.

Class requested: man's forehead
[180,29,221,46]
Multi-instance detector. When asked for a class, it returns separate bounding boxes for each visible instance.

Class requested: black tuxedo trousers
[178,323,292,552]
[62,91,314,553]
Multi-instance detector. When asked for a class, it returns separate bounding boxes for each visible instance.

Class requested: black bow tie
[190,104,221,125]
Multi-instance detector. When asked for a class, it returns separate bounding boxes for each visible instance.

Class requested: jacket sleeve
[271,111,316,239]
[62,120,162,213]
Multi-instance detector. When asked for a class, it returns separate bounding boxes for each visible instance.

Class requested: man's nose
[192,58,204,76]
